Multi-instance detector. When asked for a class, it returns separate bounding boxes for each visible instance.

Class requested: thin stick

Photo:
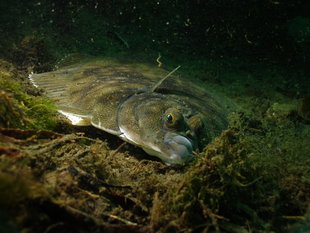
[102,213,138,225]
[150,65,181,92]
[110,142,127,156]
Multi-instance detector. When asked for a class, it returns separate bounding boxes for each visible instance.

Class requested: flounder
[29,58,233,165]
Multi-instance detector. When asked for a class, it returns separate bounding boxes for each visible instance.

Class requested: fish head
[118,92,205,165]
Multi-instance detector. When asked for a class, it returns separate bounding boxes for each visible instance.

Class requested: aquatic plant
[149,110,310,232]
[0,59,57,129]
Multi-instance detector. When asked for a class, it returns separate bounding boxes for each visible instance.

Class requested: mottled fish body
[29,58,233,164]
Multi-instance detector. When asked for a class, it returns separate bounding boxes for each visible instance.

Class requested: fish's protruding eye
[163,108,185,130]
[166,113,173,123]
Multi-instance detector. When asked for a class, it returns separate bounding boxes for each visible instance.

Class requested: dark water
[0,1,309,65]
[1,1,309,93]
[0,1,310,232]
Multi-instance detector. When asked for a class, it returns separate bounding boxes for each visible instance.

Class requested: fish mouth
[143,134,194,165]
[163,135,194,164]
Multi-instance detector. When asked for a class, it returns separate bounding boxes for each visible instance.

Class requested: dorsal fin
[149,65,181,92]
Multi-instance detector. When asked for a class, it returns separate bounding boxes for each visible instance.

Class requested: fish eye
[166,113,173,123]
[163,108,185,130]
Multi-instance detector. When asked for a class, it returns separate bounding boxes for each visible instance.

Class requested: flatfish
[29,58,233,164]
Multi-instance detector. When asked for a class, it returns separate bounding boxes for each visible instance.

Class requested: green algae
[0,60,58,130]
[148,108,310,232]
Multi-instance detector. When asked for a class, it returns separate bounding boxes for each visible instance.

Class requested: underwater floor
[0,39,309,233]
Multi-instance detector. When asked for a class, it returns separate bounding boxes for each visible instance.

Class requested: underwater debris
[0,126,182,232]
